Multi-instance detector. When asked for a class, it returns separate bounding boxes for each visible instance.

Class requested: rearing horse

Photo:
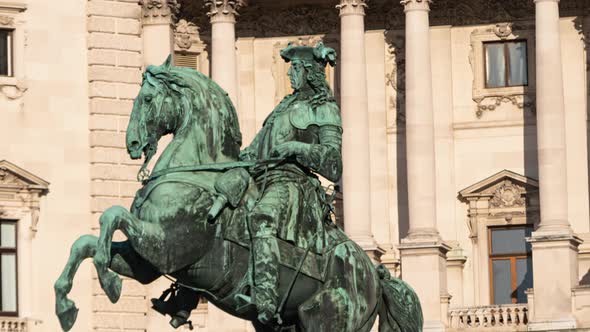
[54,57,423,332]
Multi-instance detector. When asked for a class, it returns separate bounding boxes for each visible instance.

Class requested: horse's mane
[143,63,242,163]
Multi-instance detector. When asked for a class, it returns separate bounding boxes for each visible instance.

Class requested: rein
[139,159,288,185]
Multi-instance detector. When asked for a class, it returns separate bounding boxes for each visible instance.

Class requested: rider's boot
[251,234,280,325]
[151,286,199,329]
[169,288,199,329]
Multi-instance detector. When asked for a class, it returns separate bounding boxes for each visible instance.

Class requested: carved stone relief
[174,19,202,50]
[489,180,526,208]
[385,31,405,128]
[0,15,14,27]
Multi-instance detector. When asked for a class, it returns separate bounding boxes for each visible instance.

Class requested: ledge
[0,2,26,12]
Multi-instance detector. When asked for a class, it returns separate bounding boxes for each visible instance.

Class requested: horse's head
[126,56,183,161]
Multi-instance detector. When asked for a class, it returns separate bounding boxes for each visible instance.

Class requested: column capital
[205,0,246,24]
[139,0,180,25]
[533,0,560,3]
[336,0,368,16]
[400,0,431,12]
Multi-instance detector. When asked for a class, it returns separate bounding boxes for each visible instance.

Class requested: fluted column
[397,1,449,331]
[139,0,179,66]
[205,0,243,105]
[337,0,382,260]
[527,0,581,330]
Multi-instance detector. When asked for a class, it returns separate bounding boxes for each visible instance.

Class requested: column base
[527,317,577,331]
[350,235,386,263]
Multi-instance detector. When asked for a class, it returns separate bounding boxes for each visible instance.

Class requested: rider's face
[288,61,306,91]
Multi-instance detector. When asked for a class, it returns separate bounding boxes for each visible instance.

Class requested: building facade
[0,0,589,331]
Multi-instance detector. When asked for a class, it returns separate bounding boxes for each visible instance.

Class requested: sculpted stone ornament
[54,44,423,331]
[139,0,180,25]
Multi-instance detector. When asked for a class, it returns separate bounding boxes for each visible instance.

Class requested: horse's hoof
[56,298,79,332]
[100,271,122,303]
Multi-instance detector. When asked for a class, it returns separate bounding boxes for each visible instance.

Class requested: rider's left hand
[270,142,308,159]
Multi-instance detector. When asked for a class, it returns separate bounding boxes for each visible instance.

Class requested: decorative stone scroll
[336,0,368,16]
[139,0,180,25]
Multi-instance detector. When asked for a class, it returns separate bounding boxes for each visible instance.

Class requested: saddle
[210,168,349,282]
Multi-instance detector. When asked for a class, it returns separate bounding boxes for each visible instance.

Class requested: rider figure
[151,42,343,328]
[238,42,343,325]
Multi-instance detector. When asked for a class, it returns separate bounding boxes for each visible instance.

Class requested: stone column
[139,0,178,66]
[528,0,582,330]
[337,0,383,260]
[205,0,243,105]
[397,1,449,331]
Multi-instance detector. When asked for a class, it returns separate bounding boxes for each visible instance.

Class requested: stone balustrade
[448,304,528,331]
[0,317,27,332]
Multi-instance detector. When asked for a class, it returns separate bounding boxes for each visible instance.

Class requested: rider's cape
[289,100,342,131]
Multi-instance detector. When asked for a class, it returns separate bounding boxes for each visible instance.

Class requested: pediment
[0,160,49,192]
[459,170,538,208]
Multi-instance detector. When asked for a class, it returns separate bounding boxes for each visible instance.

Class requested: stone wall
[86,0,147,330]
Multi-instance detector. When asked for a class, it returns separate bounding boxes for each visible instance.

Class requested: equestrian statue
[54,42,423,332]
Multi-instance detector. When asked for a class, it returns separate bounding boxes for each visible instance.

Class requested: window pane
[516,257,533,303]
[1,253,17,312]
[0,30,8,76]
[492,259,513,304]
[485,43,506,88]
[0,223,15,248]
[508,42,528,86]
[491,227,532,255]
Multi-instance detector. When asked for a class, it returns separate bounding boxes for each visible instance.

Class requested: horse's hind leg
[297,288,351,332]
[55,236,160,331]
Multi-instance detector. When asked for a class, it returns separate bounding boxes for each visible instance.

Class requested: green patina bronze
[54,43,423,332]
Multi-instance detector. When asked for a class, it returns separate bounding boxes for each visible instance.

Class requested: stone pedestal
[399,241,451,332]
[527,234,582,331]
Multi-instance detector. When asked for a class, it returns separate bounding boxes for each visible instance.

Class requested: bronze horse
[54,57,423,332]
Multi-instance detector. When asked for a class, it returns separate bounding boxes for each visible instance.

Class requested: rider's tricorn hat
[280,42,337,68]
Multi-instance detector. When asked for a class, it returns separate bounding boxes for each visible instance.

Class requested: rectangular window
[484,41,528,88]
[0,30,13,77]
[0,220,17,315]
[489,226,533,304]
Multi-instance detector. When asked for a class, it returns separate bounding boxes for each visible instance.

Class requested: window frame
[483,40,529,89]
[469,24,536,119]
[0,219,18,316]
[487,225,533,305]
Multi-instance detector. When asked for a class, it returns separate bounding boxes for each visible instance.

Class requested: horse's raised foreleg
[55,236,161,331]
[54,235,96,331]
[93,206,139,303]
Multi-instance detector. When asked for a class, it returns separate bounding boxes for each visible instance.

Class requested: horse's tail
[376,264,423,332]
